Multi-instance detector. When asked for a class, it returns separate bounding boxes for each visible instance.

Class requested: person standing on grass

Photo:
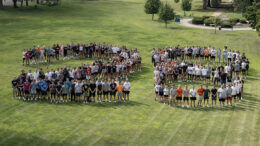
[83,80,89,104]
[183,85,190,108]
[176,85,183,107]
[75,80,83,103]
[89,80,96,103]
[218,85,227,107]
[41,80,48,101]
[62,82,68,103]
[155,83,160,101]
[190,85,197,108]
[163,85,169,105]
[50,82,56,103]
[123,79,131,102]
[159,84,164,102]
[217,49,221,63]
[226,85,232,106]
[197,85,204,107]
[203,85,210,107]
[96,79,103,103]
[116,82,124,102]
[211,85,217,108]
[70,80,76,102]
[169,85,176,106]
[30,80,37,101]
[231,83,237,104]
[23,79,31,101]
[110,80,117,102]
[223,46,228,63]
[11,77,18,99]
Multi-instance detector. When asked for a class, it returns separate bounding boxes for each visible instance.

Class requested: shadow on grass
[0,129,64,146]
[16,99,149,108]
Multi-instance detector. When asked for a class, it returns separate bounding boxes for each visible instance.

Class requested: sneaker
[182,105,184,108]
[207,105,209,108]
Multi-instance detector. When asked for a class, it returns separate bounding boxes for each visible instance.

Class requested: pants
[71,92,75,101]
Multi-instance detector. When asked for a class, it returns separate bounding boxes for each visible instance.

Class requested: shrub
[229,18,240,24]
[192,17,204,24]
[240,18,248,24]
[221,22,233,28]
[204,17,222,26]
[202,16,211,21]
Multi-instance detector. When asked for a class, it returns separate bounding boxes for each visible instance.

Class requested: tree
[174,0,180,3]
[159,2,175,28]
[181,0,192,16]
[0,0,3,10]
[245,1,257,28]
[233,0,252,13]
[203,0,207,9]
[13,0,18,8]
[144,0,161,20]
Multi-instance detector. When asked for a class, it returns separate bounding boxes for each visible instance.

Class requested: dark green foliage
[239,18,248,24]
[245,1,258,28]
[174,0,180,3]
[221,22,233,28]
[192,16,204,24]
[204,17,221,26]
[159,2,175,28]
[229,18,240,25]
[181,0,192,16]
[144,0,161,20]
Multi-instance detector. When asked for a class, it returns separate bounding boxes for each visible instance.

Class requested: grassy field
[0,0,260,145]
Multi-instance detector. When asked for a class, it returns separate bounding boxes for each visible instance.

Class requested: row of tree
[0,0,59,10]
[244,0,260,34]
[144,0,192,28]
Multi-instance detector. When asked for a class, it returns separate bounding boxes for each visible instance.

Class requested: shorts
[31,90,36,94]
[41,91,47,95]
[124,91,130,95]
[164,95,168,98]
[198,96,203,100]
[13,87,18,92]
[83,92,89,97]
[97,91,102,95]
[90,92,96,97]
[176,96,182,100]
[103,91,109,95]
[62,93,67,96]
[155,91,159,95]
[191,97,196,100]
[226,97,232,100]
[228,58,231,61]
[212,96,216,100]
[221,80,226,84]
[219,98,225,102]
[184,97,189,101]
[242,69,246,73]
[159,92,164,96]
[204,96,209,100]
[118,92,123,96]
[76,93,81,96]
[232,95,237,98]
[211,56,215,59]
[110,91,116,96]
[24,90,30,94]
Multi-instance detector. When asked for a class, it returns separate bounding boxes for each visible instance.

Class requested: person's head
[178,84,181,89]
[206,85,208,89]
[200,85,203,88]
[192,85,195,89]
[185,85,188,90]
[13,76,16,80]
[172,85,175,89]
[213,85,216,89]
[126,78,128,82]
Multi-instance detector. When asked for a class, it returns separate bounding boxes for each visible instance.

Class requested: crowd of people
[13,46,141,104]
[22,42,137,66]
[152,45,249,108]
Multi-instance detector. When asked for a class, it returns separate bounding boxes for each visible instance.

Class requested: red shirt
[176,88,183,97]
[85,68,91,75]
[197,88,204,96]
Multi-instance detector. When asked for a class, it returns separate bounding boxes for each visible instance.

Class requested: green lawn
[0,0,260,145]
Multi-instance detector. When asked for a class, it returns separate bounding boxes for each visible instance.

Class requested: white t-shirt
[190,89,197,97]
[195,67,201,76]
[163,88,169,96]
[211,49,216,56]
[225,66,231,73]
[123,82,131,91]
[231,86,237,95]
[202,68,207,76]
[154,70,159,77]
[228,52,232,58]
[155,85,160,92]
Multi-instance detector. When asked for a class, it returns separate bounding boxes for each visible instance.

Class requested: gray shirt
[226,87,232,97]
[218,88,227,99]
[170,88,177,97]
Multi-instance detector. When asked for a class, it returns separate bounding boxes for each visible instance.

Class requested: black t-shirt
[220,72,227,80]
[83,84,88,91]
[56,85,62,92]
[12,80,18,87]
[211,88,217,96]
[110,83,117,90]
[71,83,75,93]
[204,89,210,97]
[90,83,96,91]
[97,83,102,90]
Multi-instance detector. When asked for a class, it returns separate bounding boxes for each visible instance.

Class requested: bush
[202,16,211,21]
[221,22,233,28]
[229,18,240,24]
[204,17,222,26]
[240,18,248,24]
[192,17,204,24]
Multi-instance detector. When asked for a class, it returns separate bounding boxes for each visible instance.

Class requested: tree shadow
[17,99,149,108]
[0,129,64,146]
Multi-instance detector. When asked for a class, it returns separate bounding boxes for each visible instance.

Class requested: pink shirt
[23,82,31,91]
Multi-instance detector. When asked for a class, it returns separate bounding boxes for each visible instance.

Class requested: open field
[0,0,260,145]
